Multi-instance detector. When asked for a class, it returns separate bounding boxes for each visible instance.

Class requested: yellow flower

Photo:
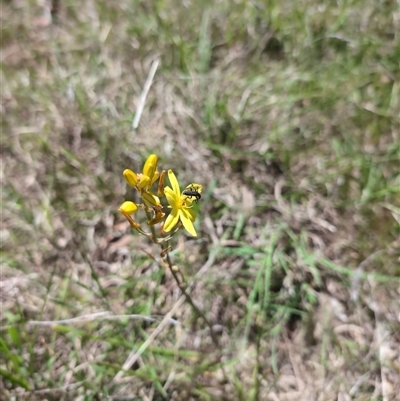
[123,154,159,192]
[164,170,197,237]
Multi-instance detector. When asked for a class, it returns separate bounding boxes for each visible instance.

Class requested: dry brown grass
[1,1,399,400]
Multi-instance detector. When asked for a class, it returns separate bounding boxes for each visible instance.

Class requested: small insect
[182,183,202,204]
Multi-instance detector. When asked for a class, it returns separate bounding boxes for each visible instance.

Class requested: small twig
[132,58,160,129]
[13,380,86,396]
[26,312,180,327]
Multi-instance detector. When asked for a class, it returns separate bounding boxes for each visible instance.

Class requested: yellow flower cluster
[119,154,202,237]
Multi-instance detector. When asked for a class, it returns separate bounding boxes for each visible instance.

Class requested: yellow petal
[167,170,181,197]
[164,187,179,208]
[143,154,158,180]
[119,201,138,215]
[181,207,196,222]
[179,210,197,237]
[123,169,138,187]
[164,209,180,232]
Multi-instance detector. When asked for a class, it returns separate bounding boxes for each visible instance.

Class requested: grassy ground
[1,0,399,400]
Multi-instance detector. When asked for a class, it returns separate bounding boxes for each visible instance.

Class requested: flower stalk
[119,154,219,347]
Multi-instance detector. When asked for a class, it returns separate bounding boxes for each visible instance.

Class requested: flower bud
[123,169,138,187]
[137,174,151,189]
[119,201,138,215]
[143,154,158,181]
[142,192,161,207]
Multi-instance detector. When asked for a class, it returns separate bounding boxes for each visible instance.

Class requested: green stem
[144,207,159,244]
[164,247,220,348]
